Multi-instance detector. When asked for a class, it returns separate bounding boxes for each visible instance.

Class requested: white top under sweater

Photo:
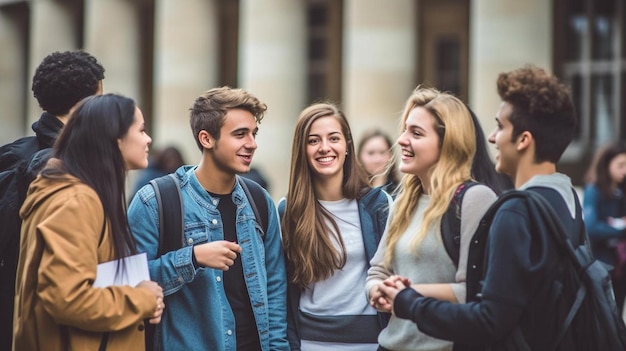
[366,184,496,351]
[300,198,377,351]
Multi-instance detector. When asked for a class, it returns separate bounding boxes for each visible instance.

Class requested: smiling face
[306,116,347,182]
[209,108,258,175]
[397,106,441,183]
[488,102,519,176]
[118,107,152,170]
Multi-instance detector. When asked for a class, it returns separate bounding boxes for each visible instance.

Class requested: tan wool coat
[13,166,157,351]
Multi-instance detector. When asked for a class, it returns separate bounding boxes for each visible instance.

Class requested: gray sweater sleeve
[451,184,497,302]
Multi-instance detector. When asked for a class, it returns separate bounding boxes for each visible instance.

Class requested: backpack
[0,141,49,351]
[481,189,626,350]
[441,181,479,267]
[143,174,269,351]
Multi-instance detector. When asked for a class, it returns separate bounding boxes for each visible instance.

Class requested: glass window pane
[308,4,327,27]
[435,36,461,96]
[565,0,586,61]
[591,74,614,142]
[570,74,583,140]
[592,0,616,60]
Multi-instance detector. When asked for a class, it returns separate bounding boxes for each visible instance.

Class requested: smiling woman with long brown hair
[279,102,392,351]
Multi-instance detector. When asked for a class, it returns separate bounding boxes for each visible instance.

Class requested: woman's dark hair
[45,93,137,258]
[467,106,513,195]
[585,142,626,198]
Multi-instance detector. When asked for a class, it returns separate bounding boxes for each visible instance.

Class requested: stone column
[342,0,416,142]
[0,7,28,144]
[469,0,552,135]
[152,0,220,164]
[27,0,82,125]
[239,0,306,199]
[84,0,142,104]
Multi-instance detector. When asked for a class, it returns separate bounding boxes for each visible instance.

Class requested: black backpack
[143,174,269,351]
[0,143,51,351]
[480,190,626,350]
[441,181,479,267]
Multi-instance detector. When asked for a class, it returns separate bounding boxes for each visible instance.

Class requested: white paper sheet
[93,252,150,288]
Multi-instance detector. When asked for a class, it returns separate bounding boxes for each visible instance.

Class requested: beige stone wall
[468,0,553,142]
[342,0,416,145]
[152,0,220,165]
[0,0,556,200]
[0,8,28,143]
[239,0,306,199]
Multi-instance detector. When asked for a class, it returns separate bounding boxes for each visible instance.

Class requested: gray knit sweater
[366,184,496,351]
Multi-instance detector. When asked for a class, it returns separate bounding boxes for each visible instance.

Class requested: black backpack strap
[149,174,184,258]
[238,175,269,235]
[441,181,479,266]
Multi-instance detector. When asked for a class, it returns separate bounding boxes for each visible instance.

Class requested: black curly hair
[497,65,576,163]
[31,51,105,116]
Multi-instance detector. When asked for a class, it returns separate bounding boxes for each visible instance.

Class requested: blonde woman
[366,87,498,351]
[279,102,392,351]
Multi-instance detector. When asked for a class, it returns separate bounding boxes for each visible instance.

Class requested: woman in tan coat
[13,94,164,350]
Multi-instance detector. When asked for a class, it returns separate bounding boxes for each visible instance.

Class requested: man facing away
[0,51,104,350]
[128,87,289,350]
[379,65,584,350]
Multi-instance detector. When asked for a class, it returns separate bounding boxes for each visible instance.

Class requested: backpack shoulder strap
[149,174,183,258]
[441,181,479,266]
[238,175,269,236]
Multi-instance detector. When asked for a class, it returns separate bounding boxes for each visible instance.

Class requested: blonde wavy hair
[384,87,476,267]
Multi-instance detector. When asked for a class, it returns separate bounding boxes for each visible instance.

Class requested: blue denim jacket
[128,165,289,351]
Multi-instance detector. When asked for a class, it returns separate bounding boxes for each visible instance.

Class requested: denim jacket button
[227,330,232,336]
[212,199,218,205]
[212,219,218,224]
[187,237,194,245]
[216,276,221,282]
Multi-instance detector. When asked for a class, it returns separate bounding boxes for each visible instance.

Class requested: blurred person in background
[583,142,626,310]
[131,145,185,197]
[358,129,400,196]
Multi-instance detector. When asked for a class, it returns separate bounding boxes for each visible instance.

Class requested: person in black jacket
[0,50,104,350]
[377,65,584,350]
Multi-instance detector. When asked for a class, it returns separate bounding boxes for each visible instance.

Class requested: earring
[345,151,348,156]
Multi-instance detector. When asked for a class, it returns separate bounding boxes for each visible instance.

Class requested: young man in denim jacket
[128,87,289,351]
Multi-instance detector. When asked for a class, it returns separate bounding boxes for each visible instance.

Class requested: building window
[555,0,625,157]
[418,0,469,101]
[306,0,342,104]
[218,0,239,88]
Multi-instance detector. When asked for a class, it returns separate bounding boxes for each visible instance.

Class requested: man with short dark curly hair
[377,65,590,350]
[0,50,105,350]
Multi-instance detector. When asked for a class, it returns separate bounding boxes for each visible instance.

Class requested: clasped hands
[137,280,165,324]
[369,275,411,315]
